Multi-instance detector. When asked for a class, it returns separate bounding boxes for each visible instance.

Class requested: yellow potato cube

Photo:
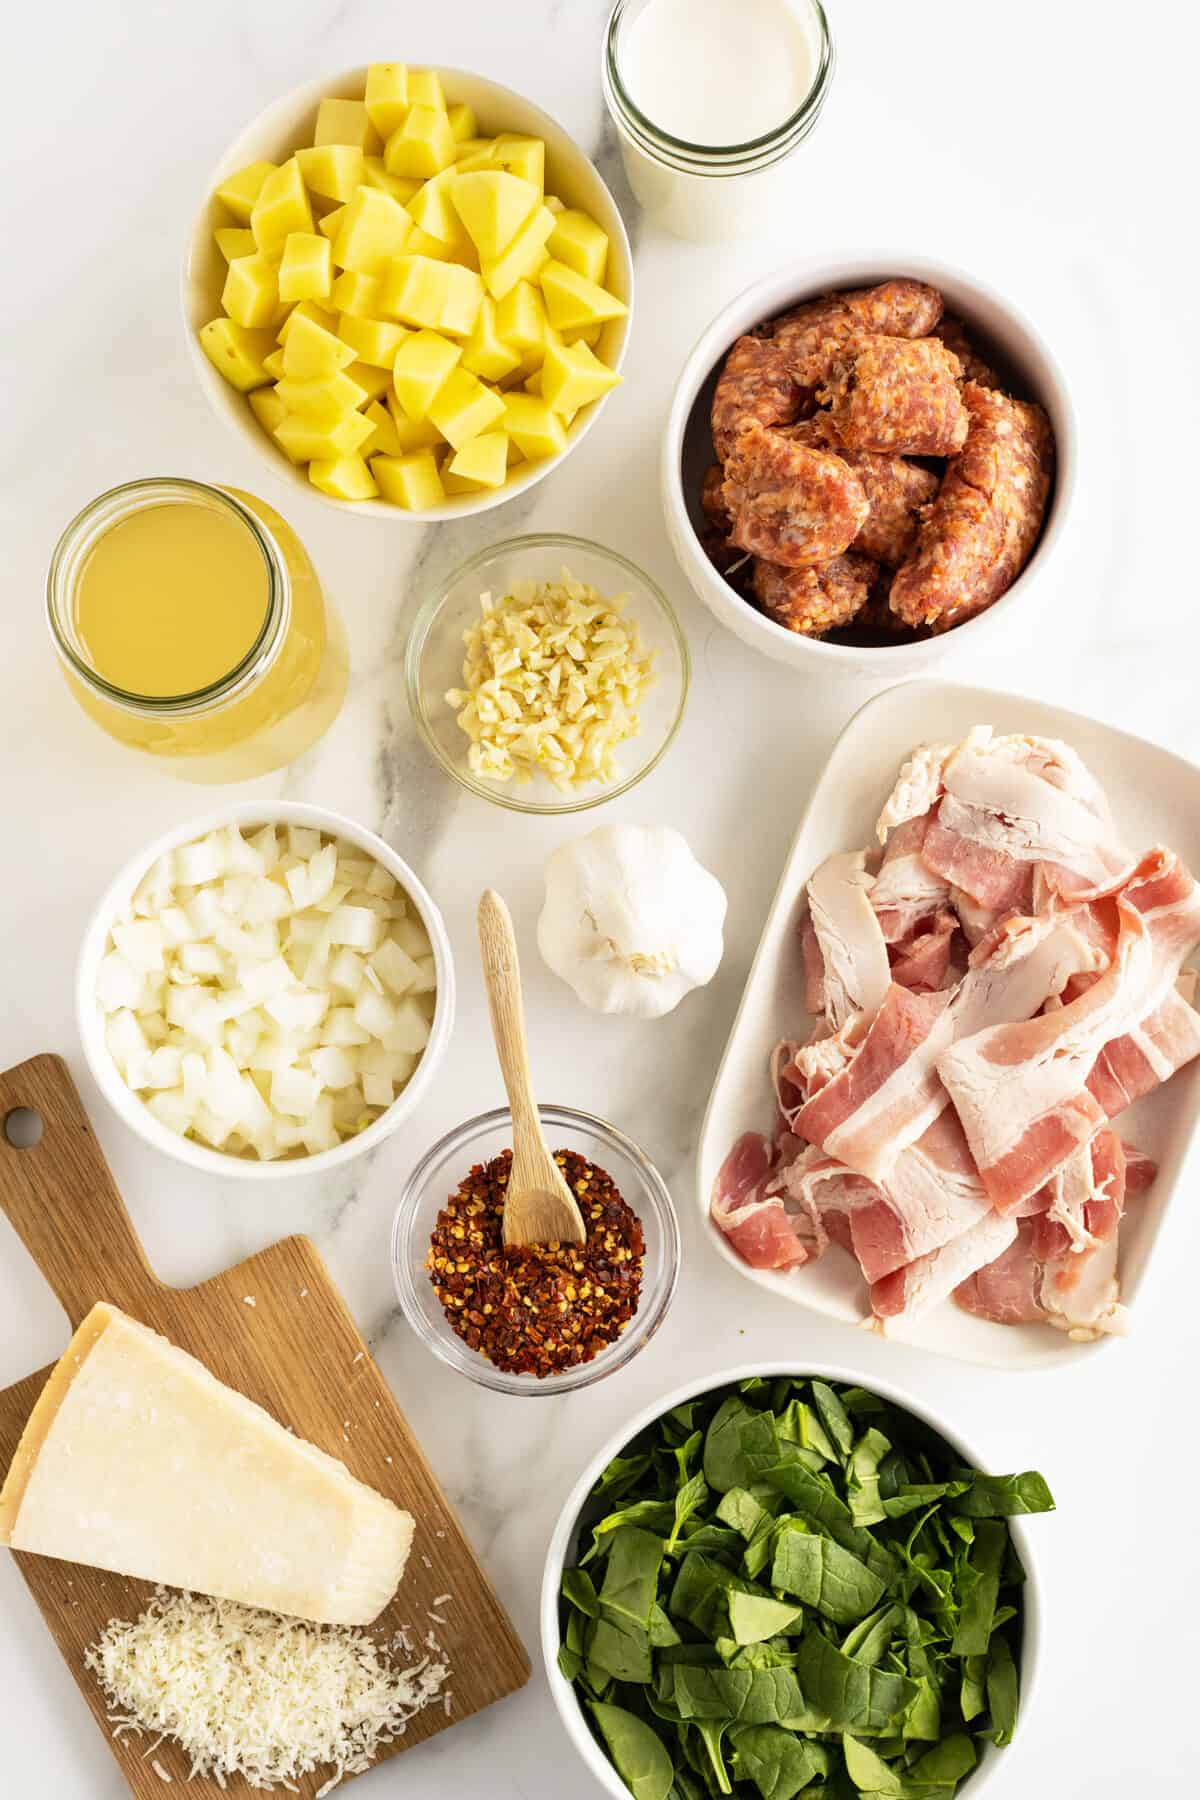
[403,225,457,263]
[274,369,367,422]
[452,171,539,261]
[364,63,410,139]
[392,329,462,419]
[539,259,628,332]
[427,367,507,449]
[277,300,334,342]
[380,256,483,335]
[274,409,373,464]
[545,193,566,214]
[296,144,365,202]
[215,161,277,224]
[454,137,494,164]
[563,322,603,347]
[314,98,378,153]
[361,157,420,203]
[385,392,445,451]
[446,431,508,488]
[277,232,333,302]
[344,360,392,403]
[198,318,275,391]
[461,296,522,382]
[318,205,346,241]
[331,270,382,317]
[221,253,280,329]
[262,348,287,379]
[384,104,456,179]
[249,386,289,437]
[361,399,403,458]
[407,69,446,112]
[495,279,548,354]
[448,103,477,142]
[502,392,568,461]
[491,133,545,190]
[250,158,313,256]
[310,453,379,500]
[546,209,609,286]
[215,226,256,263]
[408,168,475,254]
[337,315,408,367]
[372,449,446,510]
[333,186,411,275]
[540,338,621,414]
[481,205,555,300]
[280,311,356,379]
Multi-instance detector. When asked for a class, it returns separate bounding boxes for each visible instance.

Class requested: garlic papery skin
[537,824,727,1018]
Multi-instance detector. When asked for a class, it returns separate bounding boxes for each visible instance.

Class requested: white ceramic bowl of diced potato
[77,802,455,1179]
[183,64,634,519]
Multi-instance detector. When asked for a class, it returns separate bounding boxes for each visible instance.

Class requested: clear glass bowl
[405,534,690,815]
[391,1104,681,1394]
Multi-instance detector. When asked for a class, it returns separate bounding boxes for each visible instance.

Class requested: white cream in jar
[602,0,833,242]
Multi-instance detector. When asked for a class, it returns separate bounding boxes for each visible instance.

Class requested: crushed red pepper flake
[426,1149,645,1377]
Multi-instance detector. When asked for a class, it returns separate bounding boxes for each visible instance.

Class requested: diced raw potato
[371,449,445,510]
[274,369,368,421]
[249,387,288,438]
[278,232,333,303]
[385,104,456,179]
[386,996,432,1053]
[279,311,357,379]
[452,171,539,261]
[250,157,313,256]
[262,349,287,379]
[215,160,277,223]
[295,143,365,201]
[447,102,476,142]
[198,318,275,391]
[361,157,420,203]
[540,338,622,413]
[370,937,422,994]
[219,248,282,328]
[446,431,509,489]
[215,226,257,263]
[392,329,462,420]
[492,132,545,188]
[361,400,402,457]
[546,209,609,285]
[408,68,446,111]
[330,269,382,316]
[328,904,383,951]
[271,1065,323,1118]
[345,360,391,403]
[460,296,522,382]
[112,920,165,973]
[337,314,408,367]
[383,397,445,452]
[274,410,374,464]
[480,205,554,300]
[380,256,483,335]
[540,259,628,331]
[310,455,378,501]
[314,97,378,153]
[495,278,548,354]
[502,391,568,461]
[318,204,346,241]
[545,193,565,214]
[364,62,409,137]
[428,366,506,448]
[403,225,457,263]
[310,1045,359,1089]
[332,186,412,275]
[179,941,226,977]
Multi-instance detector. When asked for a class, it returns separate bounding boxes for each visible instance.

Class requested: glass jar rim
[603,0,834,173]
[46,476,288,716]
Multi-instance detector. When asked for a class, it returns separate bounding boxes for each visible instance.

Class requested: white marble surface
[3,1,1199,1794]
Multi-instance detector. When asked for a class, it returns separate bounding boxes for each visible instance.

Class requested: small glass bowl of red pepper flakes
[391,1105,681,1395]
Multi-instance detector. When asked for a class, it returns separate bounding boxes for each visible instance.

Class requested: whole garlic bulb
[537,824,727,1018]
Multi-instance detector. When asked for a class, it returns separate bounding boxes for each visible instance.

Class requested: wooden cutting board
[0,1054,530,1796]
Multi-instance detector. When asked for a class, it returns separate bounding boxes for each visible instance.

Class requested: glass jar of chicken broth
[602,0,834,242]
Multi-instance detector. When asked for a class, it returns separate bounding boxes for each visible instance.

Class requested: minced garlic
[445,571,656,789]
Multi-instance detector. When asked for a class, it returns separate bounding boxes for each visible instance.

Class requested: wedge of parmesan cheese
[0,1303,413,1625]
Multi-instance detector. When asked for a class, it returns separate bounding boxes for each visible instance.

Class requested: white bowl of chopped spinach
[541,1366,1054,1800]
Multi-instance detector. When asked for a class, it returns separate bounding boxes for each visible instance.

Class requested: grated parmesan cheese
[85,1589,450,1792]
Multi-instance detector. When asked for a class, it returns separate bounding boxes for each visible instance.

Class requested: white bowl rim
[182,63,635,523]
[540,1356,1046,1800]
[76,799,456,1180]
[661,247,1078,672]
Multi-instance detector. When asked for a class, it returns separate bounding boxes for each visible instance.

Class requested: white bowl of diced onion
[77,802,454,1178]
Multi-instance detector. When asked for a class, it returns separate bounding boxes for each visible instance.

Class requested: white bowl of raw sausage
[661,252,1075,678]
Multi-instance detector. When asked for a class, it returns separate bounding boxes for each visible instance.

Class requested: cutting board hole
[4,1106,44,1149]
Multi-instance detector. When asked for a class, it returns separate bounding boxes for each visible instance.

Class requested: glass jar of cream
[602,0,834,242]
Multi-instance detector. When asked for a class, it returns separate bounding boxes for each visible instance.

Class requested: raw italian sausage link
[710,333,804,460]
[722,421,869,568]
[752,550,877,636]
[785,421,941,566]
[819,336,969,457]
[933,314,1002,391]
[771,278,944,395]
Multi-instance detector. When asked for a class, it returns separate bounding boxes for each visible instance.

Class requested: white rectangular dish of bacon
[698,682,1200,1367]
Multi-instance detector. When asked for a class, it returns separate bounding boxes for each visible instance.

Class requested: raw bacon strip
[953,1221,1044,1324]
[848,1109,991,1285]
[870,815,952,943]
[889,909,959,993]
[1121,1143,1157,1192]
[872,1212,1018,1326]
[805,852,892,1029]
[1085,986,1200,1116]
[710,1133,814,1272]
[1036,1132,1129,1340]
[939,850,1200,1211]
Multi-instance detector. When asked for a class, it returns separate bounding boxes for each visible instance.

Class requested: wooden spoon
[477,889,586,1249]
